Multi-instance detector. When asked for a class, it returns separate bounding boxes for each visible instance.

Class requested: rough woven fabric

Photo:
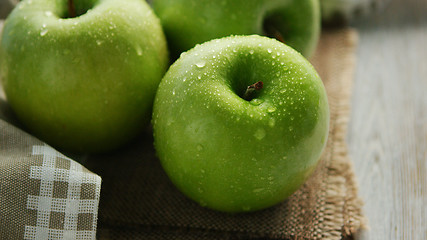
[0,120,102,239]
[86,29,364,240]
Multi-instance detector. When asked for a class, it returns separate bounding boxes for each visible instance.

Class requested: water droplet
[250,98,263,106]
[196,60,206,68]
[135,45,142,56]
[267,48,272,53]
[267,106,276,113]
[172,89,176,95]
[253,188,264,193]
[96,40,103,45]
[166,119,173,126]
[254,128,266,140]
[242,206,251,211]
[289,126,294,131]
[40,29,48,36]
[45,11,53,17]
[249,50,254,55]
[197,144,204,151]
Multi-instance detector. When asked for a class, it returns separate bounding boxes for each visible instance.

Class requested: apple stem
[68,0,77,18]
[243,81,264,101]
[265,25,285,44]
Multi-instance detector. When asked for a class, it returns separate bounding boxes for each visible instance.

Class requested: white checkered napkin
[0,118,102,240]
[24,145,102,240]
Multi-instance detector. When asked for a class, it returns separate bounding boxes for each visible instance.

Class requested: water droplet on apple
[267,48,272,53]
[289,126,294,131]
[242,206,251,211]
[199,200,207,207]
[166,119,173,126]
[250,98,263,106]
[249,50,254,55]
[267,106,276,113]
[96,40,103,45]
[196,60,206,68]
[172,89,176,95]
[254,128,266,140]
[135,45,142,56]
[45,11,53,17]
[40,29,48,36]
[196,144,204,151]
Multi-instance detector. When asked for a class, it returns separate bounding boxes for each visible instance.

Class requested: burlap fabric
[0,25,365,239]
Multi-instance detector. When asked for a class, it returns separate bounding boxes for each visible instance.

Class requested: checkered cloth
[0,118,101,239]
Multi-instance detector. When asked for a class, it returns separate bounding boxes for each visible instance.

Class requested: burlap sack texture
[85,29,366,240]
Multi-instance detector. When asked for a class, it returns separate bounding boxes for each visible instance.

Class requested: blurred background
[0,0,393,24]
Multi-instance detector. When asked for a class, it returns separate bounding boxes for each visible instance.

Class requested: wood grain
[348,0,427,239]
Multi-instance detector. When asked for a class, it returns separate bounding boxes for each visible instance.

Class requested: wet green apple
[151,0,320,58]
[152,35,329,212]
[0,0,168,153]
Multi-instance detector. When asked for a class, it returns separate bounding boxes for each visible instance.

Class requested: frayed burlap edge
[312,29,367,240]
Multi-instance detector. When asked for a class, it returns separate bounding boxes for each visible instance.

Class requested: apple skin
[151,0,320,58]
[0,0,169,153]
[152,35,329,212]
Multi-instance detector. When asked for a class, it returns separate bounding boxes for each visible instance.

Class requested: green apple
[152,35,329,212]
[0,0,168,153]
[151,0,320,58]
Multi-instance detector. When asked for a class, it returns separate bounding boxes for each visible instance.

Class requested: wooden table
[348,0,426,239]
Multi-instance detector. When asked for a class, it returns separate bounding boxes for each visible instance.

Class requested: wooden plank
[348,0,427,239]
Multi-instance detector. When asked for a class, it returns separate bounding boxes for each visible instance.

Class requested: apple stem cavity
[264,24,286,44]
[68,0,77,18]
[243,81,264,101]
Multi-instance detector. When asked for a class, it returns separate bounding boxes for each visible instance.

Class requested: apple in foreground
[0,0,169,153]
[151,0,320,58]
[152,35,329,212]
